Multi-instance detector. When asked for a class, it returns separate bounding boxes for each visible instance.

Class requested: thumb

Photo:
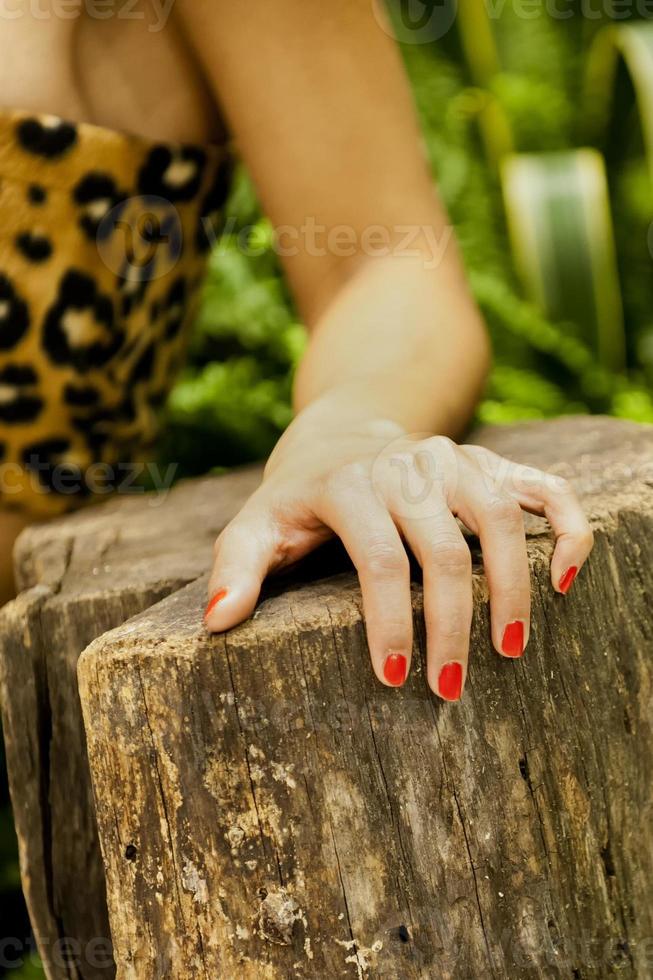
[204,509,279,632]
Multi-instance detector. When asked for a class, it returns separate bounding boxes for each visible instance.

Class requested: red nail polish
[502,621,524,658]
[438,662,463,701]
[559,566,578,595]
[204,588,228,620]
[383,653,407,686]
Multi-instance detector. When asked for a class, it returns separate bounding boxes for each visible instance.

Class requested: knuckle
[213,522,238,555]
[497,583,530,607]
[460,443,491,469]
[365,540,409,579]
[426,434,455,453]
[486,494,523,531]
[379,616,413,637]
[556,476,574,495]
[460,442,482,456]
[389,450,416,470]
[268,526,294,565]
[436,623,470,646]
[430,541,471,575]
[326,460,371,498]
[258,508,293,560]
[578,526,595,552]
[545,474,576,500]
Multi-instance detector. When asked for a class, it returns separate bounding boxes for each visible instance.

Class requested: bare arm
[176,0,490,436]
[180,1,592,700]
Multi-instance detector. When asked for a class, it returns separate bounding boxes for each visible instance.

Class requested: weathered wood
[0,468,260,979]
[2,417,653,978]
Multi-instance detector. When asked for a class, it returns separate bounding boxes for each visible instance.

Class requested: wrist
[264,397,406,479]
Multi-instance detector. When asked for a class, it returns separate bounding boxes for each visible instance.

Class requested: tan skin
[0,1,593,698]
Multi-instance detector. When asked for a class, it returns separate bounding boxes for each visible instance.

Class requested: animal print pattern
[0,109,232,515]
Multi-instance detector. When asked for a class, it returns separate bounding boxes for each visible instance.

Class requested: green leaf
[501,149,626,371]
[585,22,653,178]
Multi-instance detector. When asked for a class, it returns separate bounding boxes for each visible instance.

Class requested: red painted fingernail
[502,621,524,658]
[559,566,578,595]
[438,661,463,701]
[204,588,228,621]
[383,652,408,686]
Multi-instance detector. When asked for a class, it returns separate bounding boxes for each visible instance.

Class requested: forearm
[291,245,491,440]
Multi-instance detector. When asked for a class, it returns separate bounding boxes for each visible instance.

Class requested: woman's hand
[204,415,594,701]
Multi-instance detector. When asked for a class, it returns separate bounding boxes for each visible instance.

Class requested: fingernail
[204,588,228,621]
[502,620,524,658]
[438,661,463,701]
[559,566,578,595]
[383,652,408,687]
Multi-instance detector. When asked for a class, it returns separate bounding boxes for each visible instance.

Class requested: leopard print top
[0,108,231,516]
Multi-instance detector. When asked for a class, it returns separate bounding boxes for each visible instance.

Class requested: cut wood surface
[1,417,653,979]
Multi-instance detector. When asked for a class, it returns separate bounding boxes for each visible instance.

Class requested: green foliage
[157,169,305,476]
[1,956,43,980]
[161,20,653,478]
[490,72,574,151]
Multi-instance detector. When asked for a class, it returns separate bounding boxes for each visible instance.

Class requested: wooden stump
[2,417,653,979]
[0,467,260,979]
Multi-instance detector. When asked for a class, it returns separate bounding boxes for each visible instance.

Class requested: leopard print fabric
[0,108,231,515]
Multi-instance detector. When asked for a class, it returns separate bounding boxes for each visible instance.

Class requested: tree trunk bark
[1,418,652,978]
[0,468,260,979]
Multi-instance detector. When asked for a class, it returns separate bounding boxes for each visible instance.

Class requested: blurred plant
[161,18,653,480]
[157,168,305,477]
[454,2,653,392]
[502,150,625,371]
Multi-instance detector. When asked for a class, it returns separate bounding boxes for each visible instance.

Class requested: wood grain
[1,417,652,978]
